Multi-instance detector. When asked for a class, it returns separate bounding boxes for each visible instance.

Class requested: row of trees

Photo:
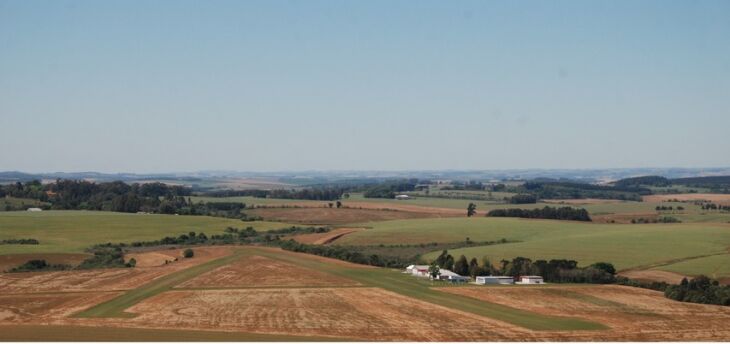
[363,179,419,198]
[432,250,616,283]
[487,206,591,221]
[664,276,730,306]
[0,238,39,245]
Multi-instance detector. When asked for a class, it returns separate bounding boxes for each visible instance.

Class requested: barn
[475,276,514,285]
[517,276,544,284]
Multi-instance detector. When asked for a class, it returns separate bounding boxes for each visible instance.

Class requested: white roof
[438,269,464,277]
[478,276,513,279]
[521,275,543,278]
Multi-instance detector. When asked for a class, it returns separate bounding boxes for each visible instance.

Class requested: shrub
[183,248,194,258]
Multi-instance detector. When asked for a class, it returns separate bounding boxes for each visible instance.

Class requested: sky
[1,0,729,173]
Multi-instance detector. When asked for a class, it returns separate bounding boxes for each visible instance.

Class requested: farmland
[338,217,730,278]
[1,245,729,340]
[0,211,292,255]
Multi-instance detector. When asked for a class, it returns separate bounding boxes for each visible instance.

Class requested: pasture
[0,211,292,255]
[338,217,730,278]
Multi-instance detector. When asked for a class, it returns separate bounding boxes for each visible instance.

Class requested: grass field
[657,253,730,281]
[0,197,48,210]
[0,211,293,254]
[338,217,730,277]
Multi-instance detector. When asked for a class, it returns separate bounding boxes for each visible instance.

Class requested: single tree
[428,262,441,280]
[336,201,342,208]
[183,248,194,258]
[467,203,477,217]
[454,255,469,276]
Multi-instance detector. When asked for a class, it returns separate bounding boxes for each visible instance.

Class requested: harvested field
[437,285,730,341]
[125,251,179,267]
[643,193,730,205]
[592,212,658,224]
[0,253,89,273]
[619,269,688,284]
[291,227,365,245]
[176,255,360,288]
[121,287,533,341]
[0,292,121,323]
[543,199,626,205]
[248,207,451,225]
[0,247,232,293]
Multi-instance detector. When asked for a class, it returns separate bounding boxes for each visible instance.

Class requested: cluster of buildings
[404,265,544,285]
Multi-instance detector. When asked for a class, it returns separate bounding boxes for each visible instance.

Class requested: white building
[405,265,430,277]
[26,207,42,212]
[394,194,411,200]
[517,276,544,284]
[436,269,469,283]
[475,276,514,285]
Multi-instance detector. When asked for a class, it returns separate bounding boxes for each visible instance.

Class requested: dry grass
[437,284,730,341]
[120,287,532,341]
[290,227,365,245]
[619,270,688,284]
[643,193,730,205]
[175,255,360,288]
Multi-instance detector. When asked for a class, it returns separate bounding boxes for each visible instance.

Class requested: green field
[657,253,730,280]
[339,217,730,276]
[0,211,293,254]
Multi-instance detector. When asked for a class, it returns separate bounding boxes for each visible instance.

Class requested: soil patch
[291,228,365,245]
[125,251,178,268]
[0,253,89,273]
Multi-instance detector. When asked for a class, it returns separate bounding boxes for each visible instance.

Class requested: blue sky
[1,0,729,173]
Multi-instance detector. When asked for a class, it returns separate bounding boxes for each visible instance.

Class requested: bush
[183,248,194,258]
[8,259,71,273]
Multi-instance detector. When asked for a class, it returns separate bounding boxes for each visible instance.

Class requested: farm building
[437,269,469,283]
[404,265,430,277]
[394,194,411,200]
[475,276,514,285]
[26,207,42,212]
[517,276,544,284]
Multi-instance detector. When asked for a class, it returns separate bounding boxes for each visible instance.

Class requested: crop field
[247,207,453,225]
[644,193,730,204]
[0,211,292,255]
[290,227,366,245]
[339,217,730,278]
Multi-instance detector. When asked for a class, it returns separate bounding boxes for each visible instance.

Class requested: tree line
[486,206,591,221]
[431,250,616,283]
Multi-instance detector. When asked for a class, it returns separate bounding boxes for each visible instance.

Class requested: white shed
[475,276,514,285]
[26,207,43,212]
[517,276,544,284]
[394,194,411,200]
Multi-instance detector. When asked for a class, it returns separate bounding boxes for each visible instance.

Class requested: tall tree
[467,203,477,217]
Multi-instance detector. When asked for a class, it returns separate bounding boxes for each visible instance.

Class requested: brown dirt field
[643,193,730,205]
[342,201,465,215]
[592,212,658,224]
[176,255,360,288]
[0,246,233,293]
[544,199,626,205]
[437,285,730,341]
[117,287,533,341]
[248,207,451,225]
[619,269,689,284]
[251,246,373,269]
[125,251,178,267]
[0,253,89,273]
[290,227,365,245]
[0,292,121,323]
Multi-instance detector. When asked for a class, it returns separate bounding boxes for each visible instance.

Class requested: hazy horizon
[2,0,729,173]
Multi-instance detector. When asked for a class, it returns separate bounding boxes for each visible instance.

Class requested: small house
[475,276,514,285]
[517,276,544,284]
